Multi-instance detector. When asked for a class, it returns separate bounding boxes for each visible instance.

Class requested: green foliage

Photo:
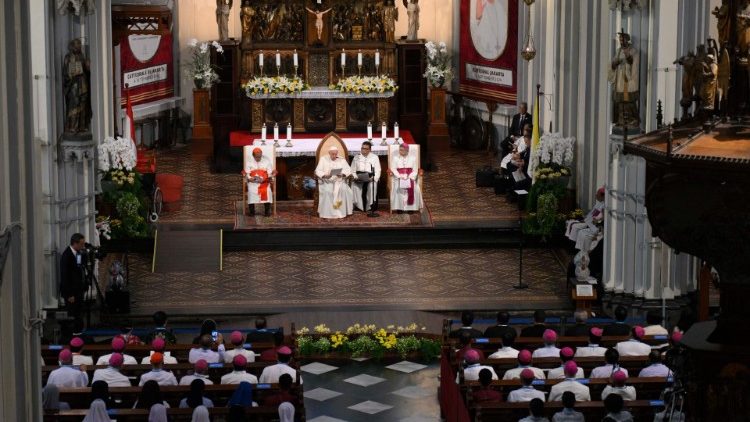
[418,338,442,362]
[312,337,331,354]
[348,335,384,359]
[523,192,561,240]
[395,335,421,359]
[99,169,151,239]
[296,336,315,356]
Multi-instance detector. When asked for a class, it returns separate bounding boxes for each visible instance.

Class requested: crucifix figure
[306,7,332,41]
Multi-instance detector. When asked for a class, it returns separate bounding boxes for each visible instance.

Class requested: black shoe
[264,204,272,217]
[368,211,380,218]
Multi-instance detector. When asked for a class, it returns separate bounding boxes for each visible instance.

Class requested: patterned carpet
[155,146,516,225]
[126,248,569,314]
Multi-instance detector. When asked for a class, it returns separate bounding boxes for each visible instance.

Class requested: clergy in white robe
[616,326,652,357]
[548,362,591,402]
[315,146,353,219]
[258,347,302,384]
[245,148,276,217]
[470,0,508,60]
[601,371,636,401]
[47,350,89,388]
[96,337,137,366]
[138,353,178,386]
[389,143,423,211]
[91,353,131,387]
[507,369,546,402]
[350,141,381,215]
[566,187,605,251]
[189,334,226,364]
[500,135,528,169]
[180,359,214,385]
[224,331,257,364]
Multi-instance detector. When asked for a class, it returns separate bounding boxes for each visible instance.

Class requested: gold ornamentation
[293,99,305,131]
[252,100,263,131]
[335,99,347,131]
[377,99,389,123]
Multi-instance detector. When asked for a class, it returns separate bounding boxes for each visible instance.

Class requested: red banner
[119,33,174,107]
[459,0,518,104]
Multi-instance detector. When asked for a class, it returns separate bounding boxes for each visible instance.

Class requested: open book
[329,168,342,176]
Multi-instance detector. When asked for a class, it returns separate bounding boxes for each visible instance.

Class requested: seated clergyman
[244,147,276,217]
[315,146,353,219]
[389,143,423,212]
[351,141,381,217]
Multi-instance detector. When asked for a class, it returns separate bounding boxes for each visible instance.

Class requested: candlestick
[367,121,373,140]
[259,51,264,67]
[380,121,388,145]
[273,123,279,141]
[286,123,293,147]
[357,50,363,66]
[293,50,298,67]
[394,122,399,140]
[261,123,267,142]
[341,49,346,67]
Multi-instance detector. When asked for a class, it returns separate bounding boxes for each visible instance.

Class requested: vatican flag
[529,97,541,184]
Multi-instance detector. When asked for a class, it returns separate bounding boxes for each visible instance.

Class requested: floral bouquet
[98,136,136,173]
[185,39,223,89]
[243,76,309,96]
[329,75,398,94]
[529,132,575,183]
[423,41,453,88]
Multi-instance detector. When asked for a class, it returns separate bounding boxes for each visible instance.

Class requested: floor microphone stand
[514,206,528,289]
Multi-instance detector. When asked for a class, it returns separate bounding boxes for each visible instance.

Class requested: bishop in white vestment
[351,141,381,215]
[566,187,605,251]
[389,143,423,212]
[245,147,275,217]
[315,146,353,219]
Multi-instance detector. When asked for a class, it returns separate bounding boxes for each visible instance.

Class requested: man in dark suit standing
[60,233,87,333]
[501,103,532,156]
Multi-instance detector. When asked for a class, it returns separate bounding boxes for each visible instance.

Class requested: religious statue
[56,0,94,16]
[216,0,233,42]
[63,38,91,134]
[674,51,697,119]
[608,31,640,128]
[717,47,731,114]
[712,0,730,47]
[383,0,398,43]
[404,0,420,41]
[306,7,332,42]
[737,0,750,61]
[240,2,255,48]
[700,54,719,113]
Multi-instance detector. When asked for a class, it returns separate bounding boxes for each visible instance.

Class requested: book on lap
[330,168,342,176]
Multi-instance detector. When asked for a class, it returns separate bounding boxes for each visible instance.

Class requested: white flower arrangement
[423,40,453,88]
[98,136,136,172]
[529,133,575,182]
[329,75,398,94]
[243,76,309,96]
[185,39,223,89]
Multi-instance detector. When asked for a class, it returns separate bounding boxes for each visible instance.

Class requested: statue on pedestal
[63,38,91,134]
[608,31,640,128]
[383,0,398,43]
[241,1,255,48]
[699,54,719,113]
[403,0,420,41]
[216,0,233,42]
[674,51,697,119]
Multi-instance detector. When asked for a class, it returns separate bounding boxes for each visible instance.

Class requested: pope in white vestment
[350,142,381,214]
[390,143,423,211]
[471,0,508,60]
[245,148,276,216]
[315,146,353,219]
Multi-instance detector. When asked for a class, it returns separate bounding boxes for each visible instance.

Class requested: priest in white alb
[389,143,423,212]
[244,147,276,217]
[315,146,353,219]
[350,141,381,217]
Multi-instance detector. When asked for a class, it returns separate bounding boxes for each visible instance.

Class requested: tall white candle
[357,51,363,66]
[273,123,279,140]
[375,50,380,67]
[367,122,373,139]
[394,122,399,140]
[293,50,298,67]
[286,123,292,140]
[275,51,281,67]
[261,123,267,140]
[341,49,346,66]
[317,0,321,3]
[381,122,387,139]
[259,52,264,67]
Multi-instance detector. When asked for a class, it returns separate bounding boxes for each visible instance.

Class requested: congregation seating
[473,399,663,421]
[44,405,302,421]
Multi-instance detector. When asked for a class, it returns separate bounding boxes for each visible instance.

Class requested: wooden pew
[445,335,670,354]
[44,404,305,421]
[478,355,651,374]
[474,399,663,422]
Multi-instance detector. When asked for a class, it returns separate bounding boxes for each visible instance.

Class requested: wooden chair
[313,132,349,214]
[387,142,423,213]
[242,145,277,216]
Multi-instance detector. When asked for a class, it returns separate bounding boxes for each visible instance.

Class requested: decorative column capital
[60,134,96,162]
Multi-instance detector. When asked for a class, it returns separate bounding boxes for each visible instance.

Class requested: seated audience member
[190,334,226,364]
[644,310,669,336]
[548,362,591,402]
[456,330,485,364]
[192,319,218,344]
[507,368,546,403]
[503,349,545,380]
[228,381,258,411]
[473,368,503,404]
[520,398,550,422]
[602,306,631,336]
[279,402,295,422]
[449,310,483,338]
[81,398,108,422]
[488,330,520,359]
[221,355,259,384]
[574,327,607,358]
[456,349,498,384]
[96,337,137,365]
[90,380,115,409]
[639,351,672,378]
[149,403,168,422]
[91,353,131,387]
[505,125,533,192]
[615,326,651,356]
[69,337,93,366]
[42,384,71,411]
[484,311,517,340]
[246,317,275,343]
[260,346,302,385]
[224,330,257,364]
[566,187,605,251]
[179,378,215,409]
[134,380,169,409]
[500,123,530,168]
[565,310,592,337]
[191,406,211,422]
[264,373,299,407]
[141,337,178,364]
[143,311,177,345]
[547,347,584,379]
[552,391,584,422]
[116,326,142,346]
[47,349,88,388]
[520,310,557,338]
[590,348,629,379]
[601,370,636,401]
[532,329,561,358]
[663,331,686,369]
[602,393,634,422]
[180,359,213,386]
[138,352,178,386]
[260,331,285,362]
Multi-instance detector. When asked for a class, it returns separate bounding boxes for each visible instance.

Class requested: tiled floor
[302,359,440,422]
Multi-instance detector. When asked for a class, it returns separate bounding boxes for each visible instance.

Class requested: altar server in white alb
[389,143,423,212]
[245,147,276,217]
[315,146,353,219]
[351,141,381,217]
